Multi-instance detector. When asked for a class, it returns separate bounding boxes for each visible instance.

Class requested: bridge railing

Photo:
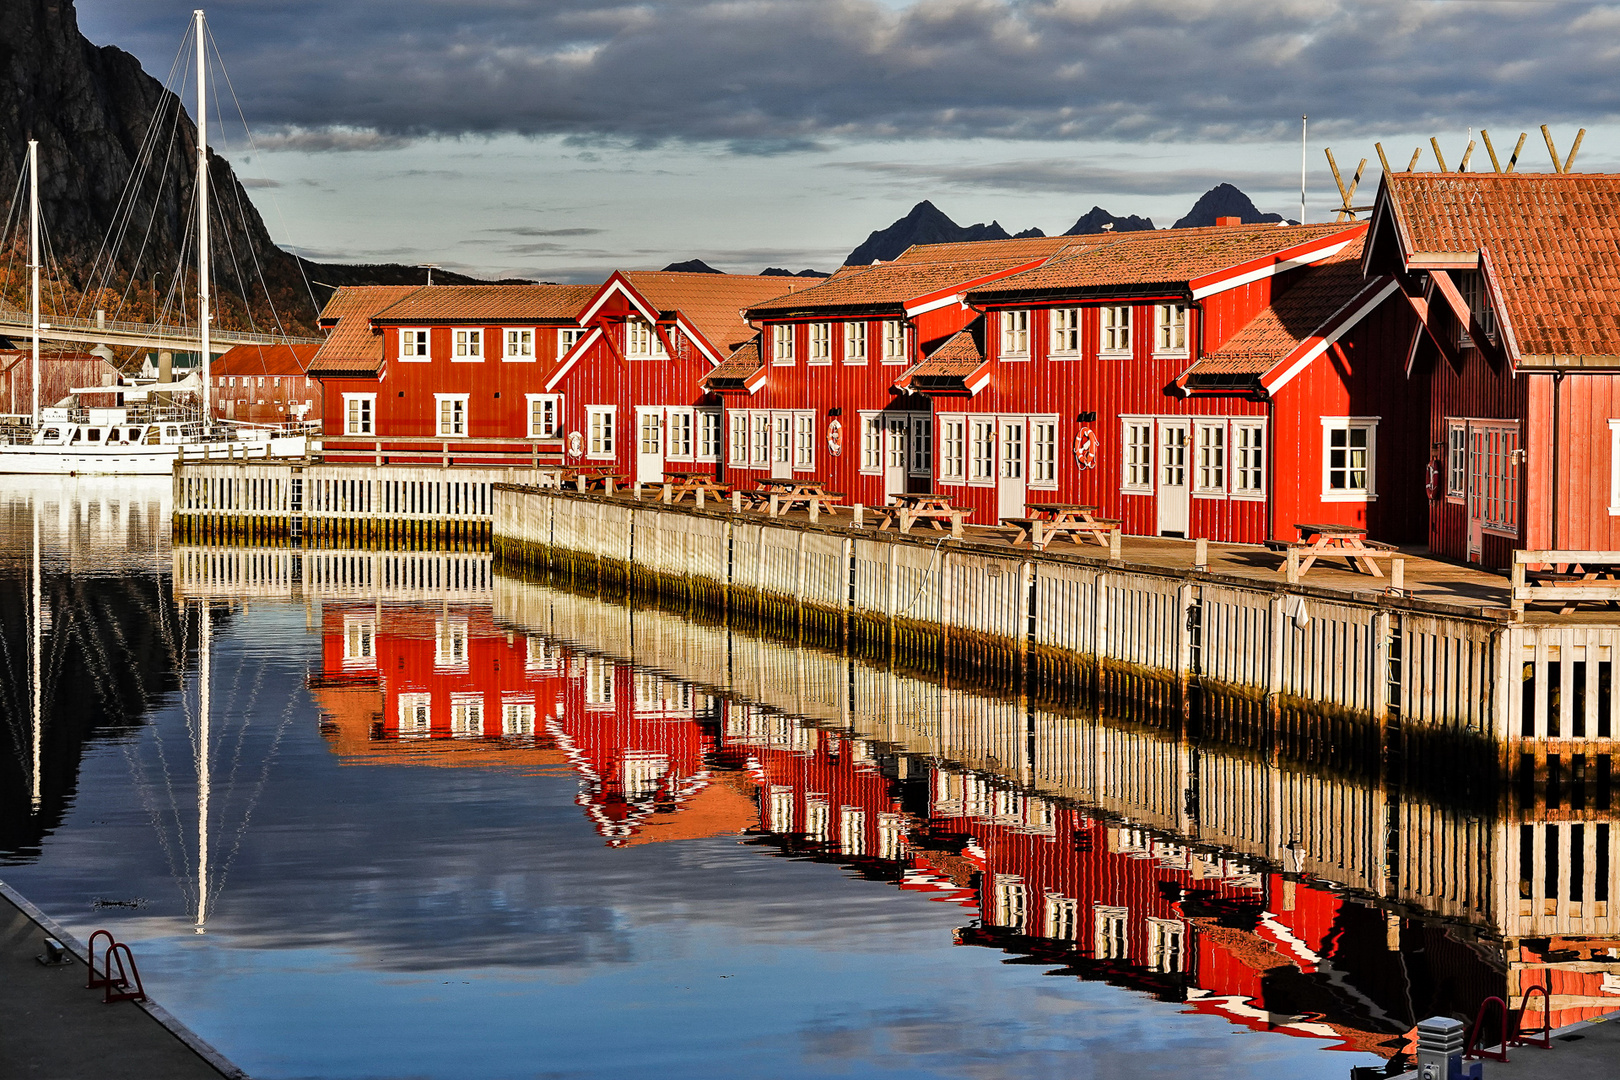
[0,302,323,347]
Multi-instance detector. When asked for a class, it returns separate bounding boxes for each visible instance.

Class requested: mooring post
[1193,537,1207,571]
[1390,557,1405,596]
[1285,548,1300,584]
[1108,528,1121,561]
[1032,520,1044,550]
[853,503,864,529]
[809,499,819,524]
[662,483,672,504]
[1415,1017,1466,1080]
[696,487,705,510]
[732,490,743,514]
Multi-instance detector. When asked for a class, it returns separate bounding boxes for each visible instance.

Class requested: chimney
[1216,216,1242,228]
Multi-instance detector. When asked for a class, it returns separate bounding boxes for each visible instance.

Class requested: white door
[1156,420,1190,537]
[635,407,664,485]
[884,416,909,500]
[997,416,1026,521]
[771,412,793,479]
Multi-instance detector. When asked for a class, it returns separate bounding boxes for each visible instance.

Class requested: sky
[75,0,1620,283]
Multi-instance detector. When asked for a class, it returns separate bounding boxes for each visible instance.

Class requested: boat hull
[0,435,307,475]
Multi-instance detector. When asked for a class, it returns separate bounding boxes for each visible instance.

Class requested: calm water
[0,480,1603,1079]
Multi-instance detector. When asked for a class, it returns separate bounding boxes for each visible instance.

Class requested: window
[399,328,429,360]
[1194,421,1225,495]
[805,798,830,843]
[772,324,795,365]
[502,700,536,738]
[626,319,654,357]
[585,658,615,706]
[993,876,1028,932]
[844,321,868,365]
[1471,422,1520,534]
[343,394,375,435]
[881,320,907,364]
[503,328,534,361]
[729,411,750,466]
[639,411,662,457]
[450,695,484,738]
[1030,419,1058,488]
[969,419,996,484]
[398,694,431,738]
[587,406,616,459]
[435,394,468,437]
[939,417,966,482]
[1322,417,1378,500]
[1147,919,1185,973]
[769,787,795,833]
[1154,304,1188,356]
[454,328,482,359]
[1044,894,1078,941]
[526,394,562,438]
[1050,307,1081,356]
[840,806,867,856]
[773,413,792,469]
[1094,905,1128,960]
[1447,420,1467,500]
[1123,419,1153,493]
[1233,421,1266,499]
[342,616,375,669]
[667,408,694,460]
[435,620,469,669]
[697,408,723,461]
[793,412,815,470]
[1000,309,1030,359]
[909,415,932,477]
[809,323,832,365]
[751,412,771,467]
[559,327,585,354]
[1458,271,1496,346]
[859,412,883,474]
[1101,306,1132,356]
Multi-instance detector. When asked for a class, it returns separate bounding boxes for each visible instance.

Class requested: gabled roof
[214,343,320,377]
[702,336,766,394]
[308,286,419,376]
[371,283,598,325]
[1373,173,1620,367]
[966,223,1360,302]
[618,271,813,354]
[1181,236,1401,395]
[747,237,1073,318]
[904,324,989,396]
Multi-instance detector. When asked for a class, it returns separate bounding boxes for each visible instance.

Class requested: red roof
[214,343,320,377]
[702,336,765,392]
[616,271,814,353]
[308,286,419,376]
[905,325,988,395]
[371,283,598,324]
[1378,173,1620,365]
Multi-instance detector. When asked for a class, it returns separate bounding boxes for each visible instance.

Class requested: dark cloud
[81,0,1620,150]
[238,176,283,188]
[496,226,607,237]
[836,158,1308,196]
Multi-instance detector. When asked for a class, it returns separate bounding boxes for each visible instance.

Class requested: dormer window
[627,319,655,357]
[1154,305,1187,357]
[1457,272,1496,346]
[1000,310,1030,360]
[399,328,429,360]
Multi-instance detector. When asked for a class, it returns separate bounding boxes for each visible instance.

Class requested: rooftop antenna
[421,264,440,286]
[1300,114,1308,224]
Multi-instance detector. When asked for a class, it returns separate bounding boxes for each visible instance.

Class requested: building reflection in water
[294,570,1620,1069]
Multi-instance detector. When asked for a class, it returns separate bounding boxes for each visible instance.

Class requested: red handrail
[85,929,116,990]
[1514,984,1552,1050]
[101,942,147,1004]
[1465,995,1511,1062]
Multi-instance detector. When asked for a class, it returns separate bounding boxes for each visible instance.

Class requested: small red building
[1364,172,1620,565]
[210,343,321,426]
[713,238,1071,506]
[0,348,119,416]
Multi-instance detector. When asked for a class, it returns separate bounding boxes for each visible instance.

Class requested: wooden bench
[1511,550,1620,614]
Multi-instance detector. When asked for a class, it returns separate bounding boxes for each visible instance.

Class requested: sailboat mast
[29,139,39,428]
[197,601,210,932]
[195,10,211,429]
[30,498,41,810]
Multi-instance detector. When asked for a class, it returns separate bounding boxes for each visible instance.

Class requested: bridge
[0,304,323,355]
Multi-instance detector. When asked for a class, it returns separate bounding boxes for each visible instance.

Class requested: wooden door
[1156,420,1190,537]
[884,415,909,500]
[635,407,664,485]
[997,416,1026,521]
[771,412,793,480]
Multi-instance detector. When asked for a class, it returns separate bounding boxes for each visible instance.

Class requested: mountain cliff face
[845,201,1024,265]
[1172,183,1290,228]
[1063,206,1155,235]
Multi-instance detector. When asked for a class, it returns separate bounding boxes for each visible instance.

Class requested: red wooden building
[0,348,118,416]
[710,237,1071,506]
[922,221,1424,543]
[1364,172,1620,565]
[210,343,321,426]
[537,271,814,483]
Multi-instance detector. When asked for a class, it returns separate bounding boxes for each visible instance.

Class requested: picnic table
[661,468,730,503]
[575,467,624,494]
[1011,502,1123,548]
[747,478,844,521]
[1281,522,1397,578]
[872,492,972,537]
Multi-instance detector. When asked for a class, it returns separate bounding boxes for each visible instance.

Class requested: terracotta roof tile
[702,336,764,389]
[1192,237,1368,378]
[907,325,986,392]
[748,237,1074,317]
[1384,173,1620,363]
[620,272,814,353]
[213,343,321,377]
[373,283,598,324]
[308,286,418,375]
[967,223,1356,298]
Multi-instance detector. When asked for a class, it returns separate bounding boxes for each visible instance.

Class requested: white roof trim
[578,278,660,327]
[1261,278,1400,395]
[1190,237,1355,300]
[904,293,965,318]
[543,326,603,392]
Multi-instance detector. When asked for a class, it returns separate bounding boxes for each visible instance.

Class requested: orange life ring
[1074,427,1098,470]
[827,418,843,457]
[1425,459,1439,499]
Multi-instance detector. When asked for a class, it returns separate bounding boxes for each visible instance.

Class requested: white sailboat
[0,11,307,475]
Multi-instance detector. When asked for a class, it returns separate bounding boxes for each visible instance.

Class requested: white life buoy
[567,430,584,460]
[827,418,843,457]
[1074,427,1098,470]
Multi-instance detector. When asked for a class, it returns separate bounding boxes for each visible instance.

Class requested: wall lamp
[1075,411,1098,423]
[828,407,842,417]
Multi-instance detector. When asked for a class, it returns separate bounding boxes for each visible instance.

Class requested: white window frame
[1122,417,1154,494]
[1100,306,1132,357]
[1030,417,1059,490]
[343,393,375,435]
[450,694,484,739]
[1192,420,1226,497]
[626,318,654,358]
[750,411,771,467]
[1472,421,1521,536]
[398,328,430,361]
[502,327,534,362]
[526,393,562,439]
[793,411,816,471]
[397,693,432,738]
[859,411,883,475]
[1232,420,1266,501]
[667,407,695,461]
[968,418,997,486]
[808,322,832,366]
[1049,307,1081,358]
[453,328,483,361]
[1321,416,1379,502]
[501,699,536,738]
[1608,420,1620,516]
[772,324,795,366]
[844,321,868,365]
[881,320,907,365]
[1000,309,1030,360]
[909,414,933,478]
[1447,419,1467,502]
[938,414,966,484]
[697,407,723,462]
[586,405,616,460]
[558,327,585,355]
[435,393,469,437]
[434,619,469,670]
[1154,304,1188,357]
[729,411,751,467]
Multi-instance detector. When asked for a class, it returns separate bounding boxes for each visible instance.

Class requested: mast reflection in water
[3,493,1617,1079]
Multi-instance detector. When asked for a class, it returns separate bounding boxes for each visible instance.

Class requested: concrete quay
[0,881,244,1080]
